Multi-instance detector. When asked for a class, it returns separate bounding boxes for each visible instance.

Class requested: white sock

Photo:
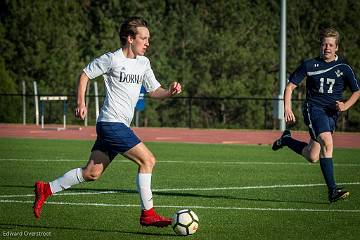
[49,168,85,193]
[136,173,153,210]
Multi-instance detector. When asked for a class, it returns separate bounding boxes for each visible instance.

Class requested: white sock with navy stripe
[136,173,154,210]
[49,168,85,193]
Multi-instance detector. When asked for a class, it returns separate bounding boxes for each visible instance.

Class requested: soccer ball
[171,209,199,236]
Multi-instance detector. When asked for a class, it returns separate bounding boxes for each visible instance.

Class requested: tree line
[1,0,359,130]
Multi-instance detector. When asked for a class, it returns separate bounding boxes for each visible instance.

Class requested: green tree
[0,0,359,130]
[0,57,18,122]
[2,0,87,94]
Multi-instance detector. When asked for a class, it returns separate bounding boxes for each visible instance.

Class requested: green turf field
[0,138,359,240]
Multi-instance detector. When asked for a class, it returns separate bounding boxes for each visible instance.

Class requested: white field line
[153,182,360,192]
[1,182,360,198]
[0,158,360,167]
[0,199,359,213]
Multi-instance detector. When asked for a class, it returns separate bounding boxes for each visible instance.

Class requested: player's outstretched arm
[75,72,89,120]
[148,82,182,99]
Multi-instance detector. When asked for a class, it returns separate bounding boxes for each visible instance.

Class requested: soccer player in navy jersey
[33,17,182,227]
[272,27,360,202]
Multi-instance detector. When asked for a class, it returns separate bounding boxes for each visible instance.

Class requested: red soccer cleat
[33,181,52,219]
[140,208,172,227]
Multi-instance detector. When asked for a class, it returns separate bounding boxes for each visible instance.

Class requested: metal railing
[0,93,357,132]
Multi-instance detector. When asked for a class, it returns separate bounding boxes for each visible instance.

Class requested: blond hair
[319,27,340,45]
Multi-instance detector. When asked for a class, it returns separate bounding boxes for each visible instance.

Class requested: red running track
[0,123,359,148]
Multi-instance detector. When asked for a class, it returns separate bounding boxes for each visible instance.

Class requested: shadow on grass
[0,223,175,237]
[0,184,328,205]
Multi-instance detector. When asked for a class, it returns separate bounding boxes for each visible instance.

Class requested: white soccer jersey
[83,49,161,126]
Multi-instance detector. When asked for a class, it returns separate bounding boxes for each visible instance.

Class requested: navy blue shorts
[302,102,339,141]
[91,122,141,161]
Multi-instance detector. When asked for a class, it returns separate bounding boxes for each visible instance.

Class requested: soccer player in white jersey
[272,28,360,202]
[33,16,182,227]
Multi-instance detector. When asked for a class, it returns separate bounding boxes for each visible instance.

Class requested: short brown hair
[319,27,340,45]
[119,17,148,46]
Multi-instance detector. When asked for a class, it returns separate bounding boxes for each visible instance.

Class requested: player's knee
[83,169,103,181]
[307,155,319,163]
[323,141,333,152]
[303,149,319,163]
[142,155,156,170]
[318,134,333,154]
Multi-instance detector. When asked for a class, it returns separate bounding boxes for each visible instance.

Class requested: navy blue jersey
[289,56,360,110]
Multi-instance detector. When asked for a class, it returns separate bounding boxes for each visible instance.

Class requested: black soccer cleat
[328,187,349,203]
[272,129,291,151]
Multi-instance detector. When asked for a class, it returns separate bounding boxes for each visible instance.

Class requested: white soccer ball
[171,209,199,236]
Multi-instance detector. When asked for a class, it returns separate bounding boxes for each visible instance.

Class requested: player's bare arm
[148,82,182,98]
[283,82,297,124]
[75,72,89,120]
[336,90,360,112]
